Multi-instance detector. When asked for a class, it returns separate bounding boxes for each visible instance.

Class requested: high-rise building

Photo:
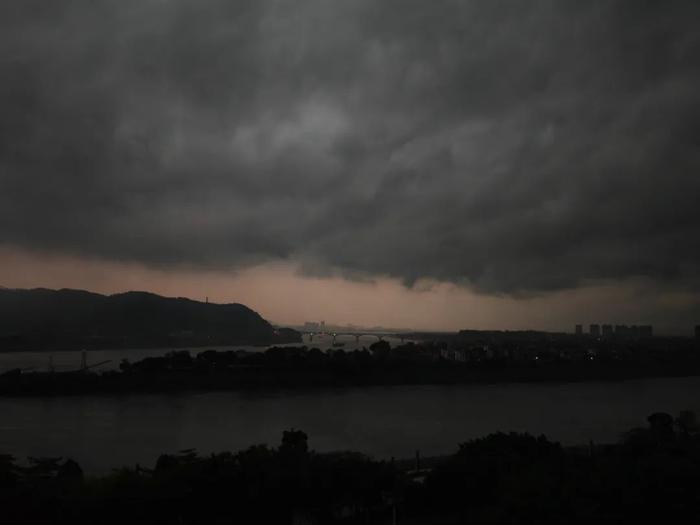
[602,324,613,337]
[613,324,653,338]
[695,325,700,339]
[575,324,583,336]
[639,325,653,338]
[590,324,600,337]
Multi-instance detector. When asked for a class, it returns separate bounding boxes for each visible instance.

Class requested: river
[1,376,699,474]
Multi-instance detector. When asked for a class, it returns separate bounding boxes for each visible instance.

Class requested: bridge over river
[299,331,409,345]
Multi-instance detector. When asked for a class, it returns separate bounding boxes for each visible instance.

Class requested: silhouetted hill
[0,288,300,351]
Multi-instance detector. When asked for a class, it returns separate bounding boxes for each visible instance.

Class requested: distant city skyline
[1,246,697,336]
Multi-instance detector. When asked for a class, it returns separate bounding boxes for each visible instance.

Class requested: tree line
[2,411,700,523]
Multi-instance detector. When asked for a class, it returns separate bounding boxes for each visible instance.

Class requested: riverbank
[3,356,700,396]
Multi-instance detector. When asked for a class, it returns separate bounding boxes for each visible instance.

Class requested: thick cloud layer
[1,0,699,293]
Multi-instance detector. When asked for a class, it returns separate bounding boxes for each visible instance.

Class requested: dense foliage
[2,412,700,524]
[3,338,700,395]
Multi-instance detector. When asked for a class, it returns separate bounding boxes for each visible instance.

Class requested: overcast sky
[1,1,699,333]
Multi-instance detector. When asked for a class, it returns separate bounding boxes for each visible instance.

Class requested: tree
[57,459,83,482]
[675,410,700,437]
[647,412,675,443]
[281,429,309,456]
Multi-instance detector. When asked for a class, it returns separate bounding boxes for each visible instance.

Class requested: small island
[2,335,700,396]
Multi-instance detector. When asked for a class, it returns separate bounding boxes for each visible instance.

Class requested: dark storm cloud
[1,0,699,293]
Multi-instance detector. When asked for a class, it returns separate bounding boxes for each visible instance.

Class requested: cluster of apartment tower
[575,324,653,338]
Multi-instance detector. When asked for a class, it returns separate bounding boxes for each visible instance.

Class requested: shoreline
[2,362,700,398]
[0,342,290,354]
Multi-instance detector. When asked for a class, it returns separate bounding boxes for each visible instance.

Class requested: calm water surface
[1,376,699,473]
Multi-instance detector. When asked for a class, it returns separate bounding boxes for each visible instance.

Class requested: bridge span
[300,331,407,345]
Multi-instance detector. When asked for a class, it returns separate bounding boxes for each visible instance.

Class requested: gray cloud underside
[1,0,699,293]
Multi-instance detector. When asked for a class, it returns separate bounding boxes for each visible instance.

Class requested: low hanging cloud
[1,0,699,294]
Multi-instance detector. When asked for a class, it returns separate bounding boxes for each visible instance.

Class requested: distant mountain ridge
[0,288,300,351]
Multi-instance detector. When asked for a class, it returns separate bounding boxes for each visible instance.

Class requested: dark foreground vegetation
[2,336,700,395]
[2,411,700,524]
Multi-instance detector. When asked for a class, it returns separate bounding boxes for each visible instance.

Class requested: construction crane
[74,360,112,373]
[0,366,36,377]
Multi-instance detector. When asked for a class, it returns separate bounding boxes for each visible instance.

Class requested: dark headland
[0,287,301,351]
